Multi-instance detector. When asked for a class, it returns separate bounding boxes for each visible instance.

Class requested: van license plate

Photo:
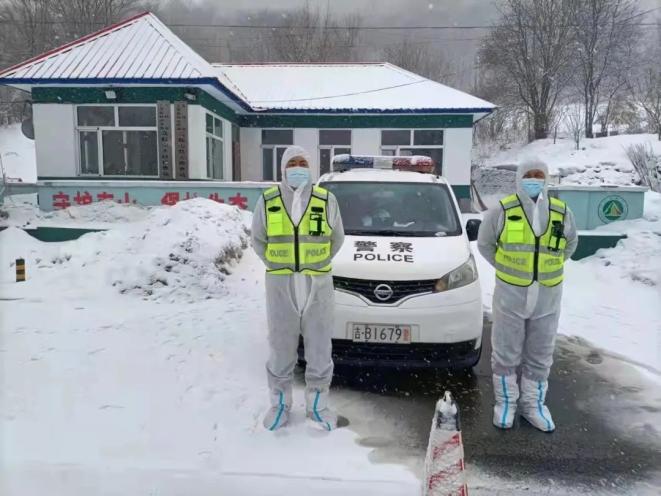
[351,324,411,344]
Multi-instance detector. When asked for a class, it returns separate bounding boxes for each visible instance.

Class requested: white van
[310,155,483,369]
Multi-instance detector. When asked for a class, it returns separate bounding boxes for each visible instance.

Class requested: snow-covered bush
[624,143,660,192]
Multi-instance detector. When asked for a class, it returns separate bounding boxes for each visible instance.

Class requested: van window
[322,181,461,237]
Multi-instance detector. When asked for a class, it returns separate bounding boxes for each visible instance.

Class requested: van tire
[466,344,482,368]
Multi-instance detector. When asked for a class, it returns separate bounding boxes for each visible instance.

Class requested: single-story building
[0,11,494,211]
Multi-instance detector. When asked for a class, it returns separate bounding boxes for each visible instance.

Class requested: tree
[0,0,56,65]
[264,3,362,63]
[632,68,661,140]
[564,104,585,150]
[0,0,151,124]
[382,38,456,86]
[571,0,640,138]
[479,0,575,140]
[50,0,151,41]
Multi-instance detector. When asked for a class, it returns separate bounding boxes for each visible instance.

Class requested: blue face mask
[521,178,545,198]
[285,166,310,189]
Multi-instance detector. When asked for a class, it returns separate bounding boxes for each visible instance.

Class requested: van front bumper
[329,338,481,368]
[299,280,484,369]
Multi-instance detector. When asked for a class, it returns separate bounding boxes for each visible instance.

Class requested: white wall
[235,126,473,185]
[294,128,319,178]
[33,103,76,177]
[187,104,207,180]
[240,127,261,181]
[351,129,380,155]
[442,128,472,185]
[239,128,372,181]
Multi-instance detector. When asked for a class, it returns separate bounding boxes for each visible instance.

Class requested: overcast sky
[159,0,660,89]
[167,0,500,25]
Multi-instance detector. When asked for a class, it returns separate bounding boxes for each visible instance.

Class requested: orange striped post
[16,258,26,282]
[423,391,468,496]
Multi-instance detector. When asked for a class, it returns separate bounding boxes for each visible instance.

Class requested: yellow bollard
[16,258,25,282]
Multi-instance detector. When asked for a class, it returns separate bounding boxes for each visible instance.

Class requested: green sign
[598,195,628,223]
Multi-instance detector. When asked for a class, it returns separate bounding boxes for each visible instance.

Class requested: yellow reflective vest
[495,194,568,287]
[263,185,333,275]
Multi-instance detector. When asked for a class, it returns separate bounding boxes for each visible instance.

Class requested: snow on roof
[0,11,494,114]
[0,12,214,80]
[214,63,495,112]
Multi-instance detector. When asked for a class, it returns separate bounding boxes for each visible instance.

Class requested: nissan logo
[373,283,394,302]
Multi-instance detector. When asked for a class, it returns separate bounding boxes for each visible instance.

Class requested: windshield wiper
[346,229,442,237]
[345,229,378,236]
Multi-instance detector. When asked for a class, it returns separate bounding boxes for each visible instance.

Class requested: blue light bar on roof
[332,154,374,170]
[331,154,435,173]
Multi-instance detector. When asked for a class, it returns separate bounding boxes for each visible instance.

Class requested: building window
[380,129,444,175]
[76,105,158,177]
[319,129,351,176]
[206,113,224,179]
[261,129,293,181]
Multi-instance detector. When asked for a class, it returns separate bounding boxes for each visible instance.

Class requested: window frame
[75,103,159,178]
[380,129,444,175]
[205,111,225,180]
[318,129,352,176]
[261,128,294,181]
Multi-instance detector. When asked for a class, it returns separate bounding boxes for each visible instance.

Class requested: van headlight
[434,255,478,292]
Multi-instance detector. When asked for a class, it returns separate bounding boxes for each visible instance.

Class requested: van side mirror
[466,219,481,242]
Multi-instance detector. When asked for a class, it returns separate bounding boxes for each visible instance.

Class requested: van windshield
[321,181,461,237]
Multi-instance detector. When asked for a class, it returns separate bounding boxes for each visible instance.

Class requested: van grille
[333,276,437,304]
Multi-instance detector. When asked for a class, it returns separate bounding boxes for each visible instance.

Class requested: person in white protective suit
[251,145,345,431]
[477,159,578,432]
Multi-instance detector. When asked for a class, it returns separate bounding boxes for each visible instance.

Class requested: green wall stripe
[239,113,474,128]
[32,87,239,124]
[196,91,237,122]
[31,87,475,129]
[18,226,105,242]
[571,234,626,261]
[451,185,470,200]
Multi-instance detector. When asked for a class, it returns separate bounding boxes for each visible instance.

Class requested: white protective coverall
[251,146,345,431]
[477,159,578,431]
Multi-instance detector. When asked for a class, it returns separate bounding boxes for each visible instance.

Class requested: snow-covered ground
[2,123,660,493]
[0,123,36,183]
[0,199,422,496]
[2,195,660,495]
[485,134,661,187]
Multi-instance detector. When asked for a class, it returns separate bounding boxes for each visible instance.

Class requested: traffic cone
[423,391,468,496]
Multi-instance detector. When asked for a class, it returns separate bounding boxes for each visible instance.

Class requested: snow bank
[585,192,661,287]
[485,134,661,186]
[0,198,250,300]
[0,229,419,495]
[1,193,151,229]
[0,123,36,183]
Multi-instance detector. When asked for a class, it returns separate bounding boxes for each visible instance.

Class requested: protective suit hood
[281,145,312,191]
[516,158,549,204]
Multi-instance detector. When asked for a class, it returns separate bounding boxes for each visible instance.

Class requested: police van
[317,155,483,369]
